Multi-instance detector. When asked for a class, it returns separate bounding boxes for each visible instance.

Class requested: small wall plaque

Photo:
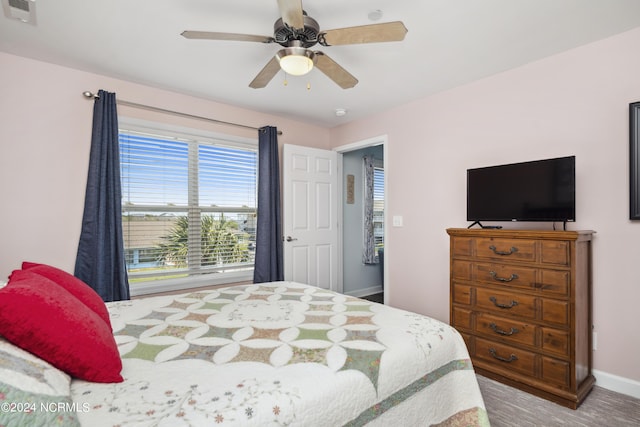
[346,174,355,204]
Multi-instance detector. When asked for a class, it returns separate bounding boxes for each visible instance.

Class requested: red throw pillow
[21,262,111,328]
[0,270,123,383]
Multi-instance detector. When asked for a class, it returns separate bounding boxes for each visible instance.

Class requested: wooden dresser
[447,228,595,409]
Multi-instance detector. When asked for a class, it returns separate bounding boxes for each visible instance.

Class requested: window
[373,166,384,256]
[119,123,257,294]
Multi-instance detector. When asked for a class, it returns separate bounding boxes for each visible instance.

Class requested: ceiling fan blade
[277,0,304,30]
[249,56,281,89]
[320,21,408,46]
[314,52,358,89]
[181,31,273,44]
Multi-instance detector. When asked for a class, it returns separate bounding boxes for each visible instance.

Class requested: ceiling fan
[181,0,407,89]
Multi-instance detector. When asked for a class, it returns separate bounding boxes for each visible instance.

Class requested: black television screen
[467,156,575,223]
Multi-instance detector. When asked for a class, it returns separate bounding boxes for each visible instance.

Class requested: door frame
[334,134,389,304]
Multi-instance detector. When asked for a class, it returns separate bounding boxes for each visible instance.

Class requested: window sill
[129,271,253,297]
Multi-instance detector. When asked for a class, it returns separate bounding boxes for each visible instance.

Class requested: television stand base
[467,221,503,229]
[553,221,568,231]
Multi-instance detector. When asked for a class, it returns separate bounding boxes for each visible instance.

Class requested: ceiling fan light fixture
[276,46,316,76]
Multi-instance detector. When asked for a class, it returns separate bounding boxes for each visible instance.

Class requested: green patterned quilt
[71,281,490,426]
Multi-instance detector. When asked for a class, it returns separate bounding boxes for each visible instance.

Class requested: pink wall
[330,28,640,384]
[2,26,640,388]
[0,52,330,279]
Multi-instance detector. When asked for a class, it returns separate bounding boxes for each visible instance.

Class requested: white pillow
[0,338,80,426]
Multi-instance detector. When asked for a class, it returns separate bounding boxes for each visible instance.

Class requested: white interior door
[283,144,338,291]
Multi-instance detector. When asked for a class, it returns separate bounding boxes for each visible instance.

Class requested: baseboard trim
[344,286,383,298]
[593,369,640,399]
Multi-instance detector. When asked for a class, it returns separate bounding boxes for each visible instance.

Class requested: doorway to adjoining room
[341,144,385,303]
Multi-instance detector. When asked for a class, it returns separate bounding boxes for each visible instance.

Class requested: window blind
[373,167,385,251]
[119,129,257,285]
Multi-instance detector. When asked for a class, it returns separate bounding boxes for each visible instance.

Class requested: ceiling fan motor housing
[273,12,320,48]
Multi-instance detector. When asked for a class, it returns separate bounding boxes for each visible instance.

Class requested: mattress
[68,281,489,426]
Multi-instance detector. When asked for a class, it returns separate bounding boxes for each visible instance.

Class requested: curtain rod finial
[83,91,98,99]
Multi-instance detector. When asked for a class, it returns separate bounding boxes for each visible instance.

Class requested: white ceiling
[2,0,640,127]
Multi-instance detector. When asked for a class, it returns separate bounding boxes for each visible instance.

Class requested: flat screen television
[467,156,575,224]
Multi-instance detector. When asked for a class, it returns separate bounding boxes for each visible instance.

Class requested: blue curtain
[253,126,284,283]
[75,90,130,302]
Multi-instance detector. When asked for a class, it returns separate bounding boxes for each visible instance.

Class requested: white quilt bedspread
[71,282,489,426]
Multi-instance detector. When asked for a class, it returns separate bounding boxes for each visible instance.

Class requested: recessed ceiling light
[335,108,347,117]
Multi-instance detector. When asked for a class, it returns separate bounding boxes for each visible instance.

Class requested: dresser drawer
[542,356,570,388]
[476,287,536,319]
[475,263,536,289]
[452,306,473,331]
[452,260,472,281]
[452,284,473,306]
[451,237,474,257]
[541,298,569,326]
[475,338,536,377]
[475,263,570,295]
[540,240,570,267]
[538,269,570,295]
[475,313,535,347]
[476,238,536,262]
[541,326,570,357]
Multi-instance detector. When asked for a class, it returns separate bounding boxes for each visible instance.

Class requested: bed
[0,267,489,426]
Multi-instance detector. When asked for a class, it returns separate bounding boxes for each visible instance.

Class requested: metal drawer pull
[489,296,518,309]
[489,322,519,336]
[489,271,519,282]
[489,348,518,363]
[489,245,518,256]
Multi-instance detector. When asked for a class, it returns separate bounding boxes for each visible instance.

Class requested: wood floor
[477,374,640,426]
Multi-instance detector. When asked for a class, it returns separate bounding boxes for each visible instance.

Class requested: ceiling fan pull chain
[307,82,311,91]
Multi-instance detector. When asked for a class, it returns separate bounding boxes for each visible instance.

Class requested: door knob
[286,236,298,242]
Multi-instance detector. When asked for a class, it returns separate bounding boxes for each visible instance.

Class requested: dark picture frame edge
[630,101,640,220]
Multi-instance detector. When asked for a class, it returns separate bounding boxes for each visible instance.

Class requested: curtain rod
[82,91,282,135]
